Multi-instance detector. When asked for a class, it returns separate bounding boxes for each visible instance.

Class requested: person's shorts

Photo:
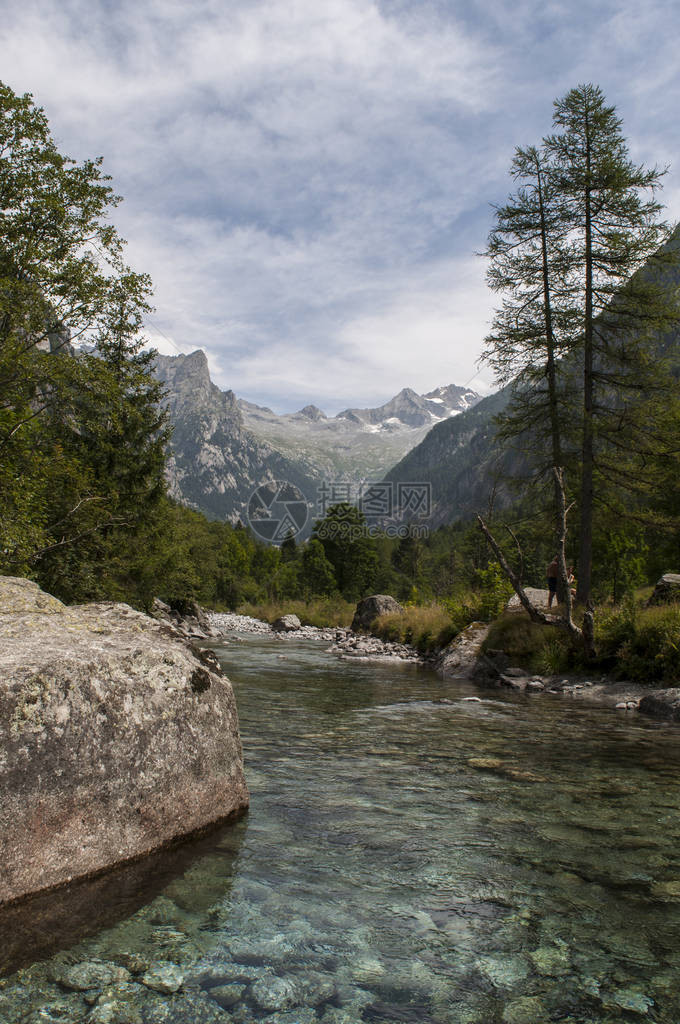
[548,578,557,594]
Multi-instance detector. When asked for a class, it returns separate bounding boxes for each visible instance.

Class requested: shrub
[597,601,680,682]
[483,613,575,673]
[372,604,456,653]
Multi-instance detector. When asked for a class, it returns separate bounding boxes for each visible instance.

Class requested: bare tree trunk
[476,514,553,625]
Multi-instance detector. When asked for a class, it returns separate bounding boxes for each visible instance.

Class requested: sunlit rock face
[0,576,249,905]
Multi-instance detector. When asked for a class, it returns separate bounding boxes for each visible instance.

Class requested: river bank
[209,610,680,722]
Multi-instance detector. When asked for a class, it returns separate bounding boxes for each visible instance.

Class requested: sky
[3,0,680,413]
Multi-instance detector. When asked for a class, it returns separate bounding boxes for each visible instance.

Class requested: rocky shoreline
[208,613,424,665]
[208,609,680,723]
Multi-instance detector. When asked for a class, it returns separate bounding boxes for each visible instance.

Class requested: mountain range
[153,351,482,528]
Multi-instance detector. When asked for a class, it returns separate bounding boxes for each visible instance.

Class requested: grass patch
[372,604,458,653]
[237,597,355,628]
[483,612,575,674]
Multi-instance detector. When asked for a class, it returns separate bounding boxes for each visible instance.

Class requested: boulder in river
[351,595,403,632]
[0,576,249,905]
[272,614,302,632]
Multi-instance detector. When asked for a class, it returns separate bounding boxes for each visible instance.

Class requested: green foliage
[484,81,680,606]
[0,80,166,595]
[483,614,575,673]
[596,597,680,682]
[312,504,379,600]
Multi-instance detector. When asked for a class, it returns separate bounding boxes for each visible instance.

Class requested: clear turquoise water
[3,634,680,1023]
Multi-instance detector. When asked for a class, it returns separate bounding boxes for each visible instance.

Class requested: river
[2,632,680,1023]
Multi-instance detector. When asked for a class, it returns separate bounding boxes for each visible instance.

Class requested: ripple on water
[3,634,680,1023]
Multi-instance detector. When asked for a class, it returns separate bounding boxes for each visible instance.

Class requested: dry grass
[238,597,356,628]
[372,604,457,653]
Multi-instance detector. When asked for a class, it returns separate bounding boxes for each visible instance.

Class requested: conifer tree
[545,83,677,601]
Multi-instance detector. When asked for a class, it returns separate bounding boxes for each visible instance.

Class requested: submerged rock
[0,576,249,905]
[141,962,186,994]
[60,961,131,991]
[250,975,301,1012]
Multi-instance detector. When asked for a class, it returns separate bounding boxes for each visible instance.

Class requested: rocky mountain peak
[294,404,327,421]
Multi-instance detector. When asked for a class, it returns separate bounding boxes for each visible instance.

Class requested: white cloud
[2,0,679,413]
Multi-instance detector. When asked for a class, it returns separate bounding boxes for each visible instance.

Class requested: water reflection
[0,815,246,977]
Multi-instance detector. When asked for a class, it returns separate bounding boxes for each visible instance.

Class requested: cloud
[2,0,680,412]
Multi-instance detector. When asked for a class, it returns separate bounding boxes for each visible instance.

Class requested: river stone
[639,690,680,722]
[477,953,530,988]
[601,988,654,1015]
[0,576,249,904]
[501,996,546,1024]
[351,595,403,632]
[141,962,185,994]
[89,983,145,1024]
[208,982,246,1008]
[139,991,228,1023]
[528,944,571,976]
[297,972,336,1006]
[61,962,131,991]
[251,975,301,1012]
[272,615,302,632]
[261,1011,318,1024]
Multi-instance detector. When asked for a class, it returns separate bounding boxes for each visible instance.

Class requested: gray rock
[499,672,528,691]
[639,689,680,721]
[261,1011,318,1024]
[139,991,228,1023]
[296,973,335,1006]
[60,962,131,992]
[351,595,403,632]
[272,615,302,632]
[251,975,301,1012]
[207,983,245,1008]
[648,573,680,605]
[0,576,249,904]
[436,622,489,679]
[141,962,185,994]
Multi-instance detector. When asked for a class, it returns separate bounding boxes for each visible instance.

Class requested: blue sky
[3,0,680,412]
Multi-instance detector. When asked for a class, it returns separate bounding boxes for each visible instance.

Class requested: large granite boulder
[0,576,248,905]
[351,595,403,632]
[272,614,301,632]
[436,622,489,679]
[648,574,680,606]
